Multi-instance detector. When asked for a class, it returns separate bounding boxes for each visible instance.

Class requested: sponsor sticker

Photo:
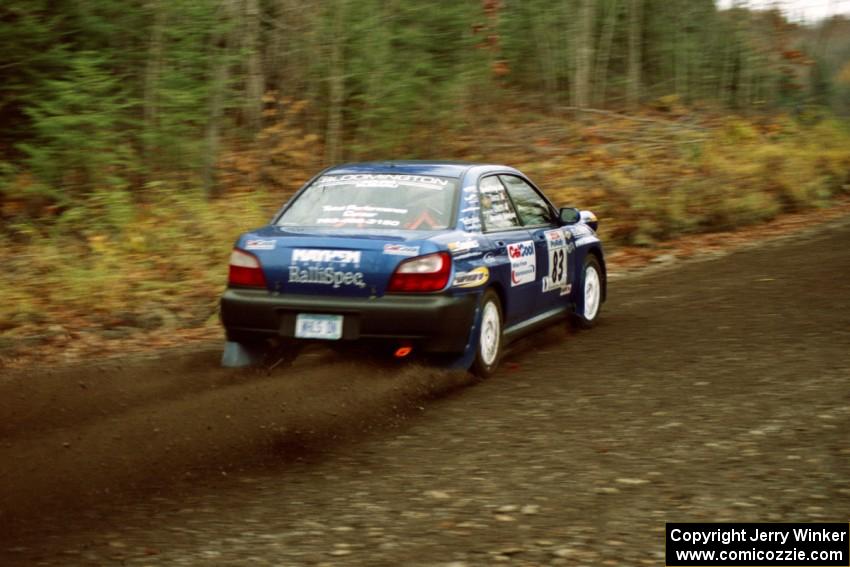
[542,229,569,293]
[322,204,407,216]
[291,249,361,265]
[288,266,367,289]
[545,228,566,248]
[507,240,536,286]
[317,174,449,190]
[572,224,592,237]
[447,239,480,255]
[461,217,482,232]
[453,266,489,288]
[245,239,275,251]
[453,251,482,261]
[288,248,366,289]
[383,243,420,257]
[316,217,401,227]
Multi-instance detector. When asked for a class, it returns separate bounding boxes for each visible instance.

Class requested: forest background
[1,0,849,351]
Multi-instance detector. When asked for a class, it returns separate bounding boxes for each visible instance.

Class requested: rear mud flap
[221,340,266,368]
[447,299,482,371]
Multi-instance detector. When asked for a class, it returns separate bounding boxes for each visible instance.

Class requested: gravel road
[2,218,849,566]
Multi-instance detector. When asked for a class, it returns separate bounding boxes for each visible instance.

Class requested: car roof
[325,160,514,179]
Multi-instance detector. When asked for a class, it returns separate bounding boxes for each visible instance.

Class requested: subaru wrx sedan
[220,161,605,376]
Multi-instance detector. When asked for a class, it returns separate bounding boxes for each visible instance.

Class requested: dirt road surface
[2,218,849,566]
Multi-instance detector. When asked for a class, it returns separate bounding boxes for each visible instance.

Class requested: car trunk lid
[244,228,436,298]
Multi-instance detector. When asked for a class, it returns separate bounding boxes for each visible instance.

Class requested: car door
[499,174,572,315]
[477,175,536,327]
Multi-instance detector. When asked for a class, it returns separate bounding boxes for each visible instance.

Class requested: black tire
[570,254,603,329]
[471,290,504,378]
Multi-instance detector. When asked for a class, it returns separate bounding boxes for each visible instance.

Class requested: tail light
[387,252,451,293]
[228,248,267,288]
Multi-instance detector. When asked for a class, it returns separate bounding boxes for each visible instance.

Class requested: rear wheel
[571,255,603,329]
[471,290,503,378]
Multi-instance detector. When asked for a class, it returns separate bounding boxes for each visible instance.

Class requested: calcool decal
[507,240,536,286]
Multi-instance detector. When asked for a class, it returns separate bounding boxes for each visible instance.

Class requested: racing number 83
[551,248,566,284]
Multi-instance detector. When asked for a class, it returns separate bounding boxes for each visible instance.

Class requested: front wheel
[471,290,503,378]
[570,255,603,329]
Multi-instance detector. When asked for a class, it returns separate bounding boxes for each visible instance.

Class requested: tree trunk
[626,0,642,109]
[143,0,165,173]
[324,0,345,166]
[202,0,235,196]
[593,0,619,107]
[674,1,691,101]
[243,0,263,135]
[531,7,557,105]
[572,0,594,108]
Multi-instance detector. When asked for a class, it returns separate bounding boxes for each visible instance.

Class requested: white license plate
[295,314,343,340]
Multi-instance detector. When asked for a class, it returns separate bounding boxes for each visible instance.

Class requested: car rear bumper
[220,288,479,353]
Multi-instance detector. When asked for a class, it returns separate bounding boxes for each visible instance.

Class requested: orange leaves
[491,59,510,77]
[216,96,321,195]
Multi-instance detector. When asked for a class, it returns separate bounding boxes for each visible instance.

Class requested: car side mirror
[558,207,581,225]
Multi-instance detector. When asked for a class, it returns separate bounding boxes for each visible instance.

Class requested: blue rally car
[220,161,606,376]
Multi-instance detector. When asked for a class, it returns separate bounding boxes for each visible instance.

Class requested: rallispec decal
[507,240,536,286]
[383,243,419,257]
[447,239,480,255]
[288,266,367,289]
[559,283,572,296]
[245,239,275,251]
[288,248,366,288]
[291,249,361,265]
[453,266,489,288]
[542,229,569,293]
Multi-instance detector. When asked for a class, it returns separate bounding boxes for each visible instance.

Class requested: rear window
[277,174,458,231]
